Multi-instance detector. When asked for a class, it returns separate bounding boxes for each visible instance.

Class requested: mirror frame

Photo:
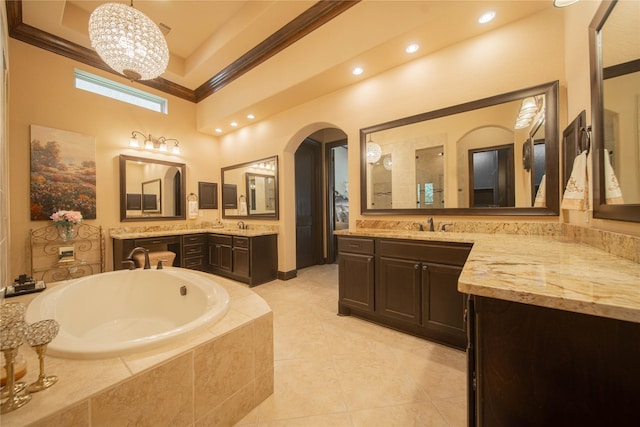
[119,154,186,221]
[589,0,640,222]
[360,81,559,216]
[221,156,279,220]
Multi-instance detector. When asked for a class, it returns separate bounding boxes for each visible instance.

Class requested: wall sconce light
[128,131,181,155]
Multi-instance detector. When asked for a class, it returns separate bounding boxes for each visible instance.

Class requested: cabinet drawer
[209,234,232,246]
[233,236,249,248]
[135,236,180,246]
[183,234,206,244]
[378,239,471,266]
[183,244,204,256]
[183,256,204,268]
[338,237,375,255]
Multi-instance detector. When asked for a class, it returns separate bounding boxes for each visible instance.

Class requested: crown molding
[6,0,360,104]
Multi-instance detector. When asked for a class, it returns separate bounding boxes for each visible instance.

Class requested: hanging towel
[188,200,198,219]
[604,149,624,204]
[534,174,546,207]
[561,151,589,211]
[239,200,248,215]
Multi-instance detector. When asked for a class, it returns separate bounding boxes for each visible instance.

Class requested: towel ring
[187,192,198,201]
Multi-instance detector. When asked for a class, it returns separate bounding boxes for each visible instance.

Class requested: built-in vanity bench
[336,227,640,426]
[111,228,277,286]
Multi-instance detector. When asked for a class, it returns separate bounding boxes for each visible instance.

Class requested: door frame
[325,139,348,264]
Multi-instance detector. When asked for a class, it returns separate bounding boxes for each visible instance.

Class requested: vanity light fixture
[514,96,541,129]
[366,138,382,163]
[553,0,579,7]
[478,11,496,24]
[128,131,181,155]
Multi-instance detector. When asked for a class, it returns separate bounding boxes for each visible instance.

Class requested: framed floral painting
[30,124,97,220]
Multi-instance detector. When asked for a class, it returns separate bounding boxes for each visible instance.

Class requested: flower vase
[57,224,77,242]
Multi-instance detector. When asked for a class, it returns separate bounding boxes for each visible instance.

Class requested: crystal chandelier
[89,2,169,81]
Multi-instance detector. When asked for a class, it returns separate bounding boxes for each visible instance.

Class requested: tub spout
[126,247,151,269]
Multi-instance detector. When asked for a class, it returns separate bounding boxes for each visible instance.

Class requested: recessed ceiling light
[405,43,420,54]
[215,128,222,133]
[478,11,496,24]
[230,122,238,127]
[352,67,364,76]
[247,114,255,119]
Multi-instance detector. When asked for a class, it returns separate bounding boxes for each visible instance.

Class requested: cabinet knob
[422,265,427,271]
[414,263,419,270]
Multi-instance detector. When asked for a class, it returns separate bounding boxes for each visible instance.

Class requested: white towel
[188,200,198,219]
[604,149,624,204]
[561,151,589,211]
[534,174,546,207]
[239,200,247,216]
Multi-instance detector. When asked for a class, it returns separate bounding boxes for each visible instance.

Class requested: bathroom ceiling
[10,0,552,134]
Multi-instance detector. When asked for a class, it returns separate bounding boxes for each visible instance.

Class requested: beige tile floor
[236,264,467,426]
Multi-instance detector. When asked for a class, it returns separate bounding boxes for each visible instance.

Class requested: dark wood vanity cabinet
[337,237,375,314]
[468,296,640,426]
[337,235,471,350]
[208,233,277,286]
[181,234,207,270]
[208,234,233,272]
[113,232,277,286]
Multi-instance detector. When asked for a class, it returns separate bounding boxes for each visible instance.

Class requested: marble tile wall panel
[90,353,194,426]
[356,219,564,236]
[565,225,640,263]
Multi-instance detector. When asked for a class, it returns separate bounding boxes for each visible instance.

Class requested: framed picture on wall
[30,124,97,220]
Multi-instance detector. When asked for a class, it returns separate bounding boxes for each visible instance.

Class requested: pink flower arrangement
[50,210,83,225]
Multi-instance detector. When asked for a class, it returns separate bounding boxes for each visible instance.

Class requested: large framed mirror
[119,155,186,221]
[360,81,559,216]
[221,156,279,219]
[590,0,640,222]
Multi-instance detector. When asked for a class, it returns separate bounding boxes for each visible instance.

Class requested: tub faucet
[126,247,151,269]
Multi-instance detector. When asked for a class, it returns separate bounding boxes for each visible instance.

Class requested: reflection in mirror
[531,119,546,205]
[246,173,276,215]
[469,144,514,207]
[142,179,161,213]
[222,156,279,219]
[590,0,640,222]
[361,81,559,216]
[416,147,444,208]
[119,155,186,221]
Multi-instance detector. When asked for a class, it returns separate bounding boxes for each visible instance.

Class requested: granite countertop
[110,227,277,239]
[335,229,640,324]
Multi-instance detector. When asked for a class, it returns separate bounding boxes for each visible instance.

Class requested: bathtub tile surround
[1,273,274,427]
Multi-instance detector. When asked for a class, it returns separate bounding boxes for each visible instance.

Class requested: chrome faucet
[126,247,151,269]
[237,221,246,230]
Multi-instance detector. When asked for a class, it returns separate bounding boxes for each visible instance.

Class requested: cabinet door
[338,252,374,312]
[422,263,466,348]
[209,244,232,271]
[233,247,250,278]
[377,257,421,325]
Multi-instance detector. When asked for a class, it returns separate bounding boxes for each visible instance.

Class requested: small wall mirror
[119,155,186,221]
[360,81,559,216]
[590,0,640,222]
[222,156,279,219]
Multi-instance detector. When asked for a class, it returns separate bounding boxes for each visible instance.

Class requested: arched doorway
[293,127,348,270]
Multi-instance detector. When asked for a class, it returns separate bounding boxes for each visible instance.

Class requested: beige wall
[6,3,640,281]
[8,39,220,278]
